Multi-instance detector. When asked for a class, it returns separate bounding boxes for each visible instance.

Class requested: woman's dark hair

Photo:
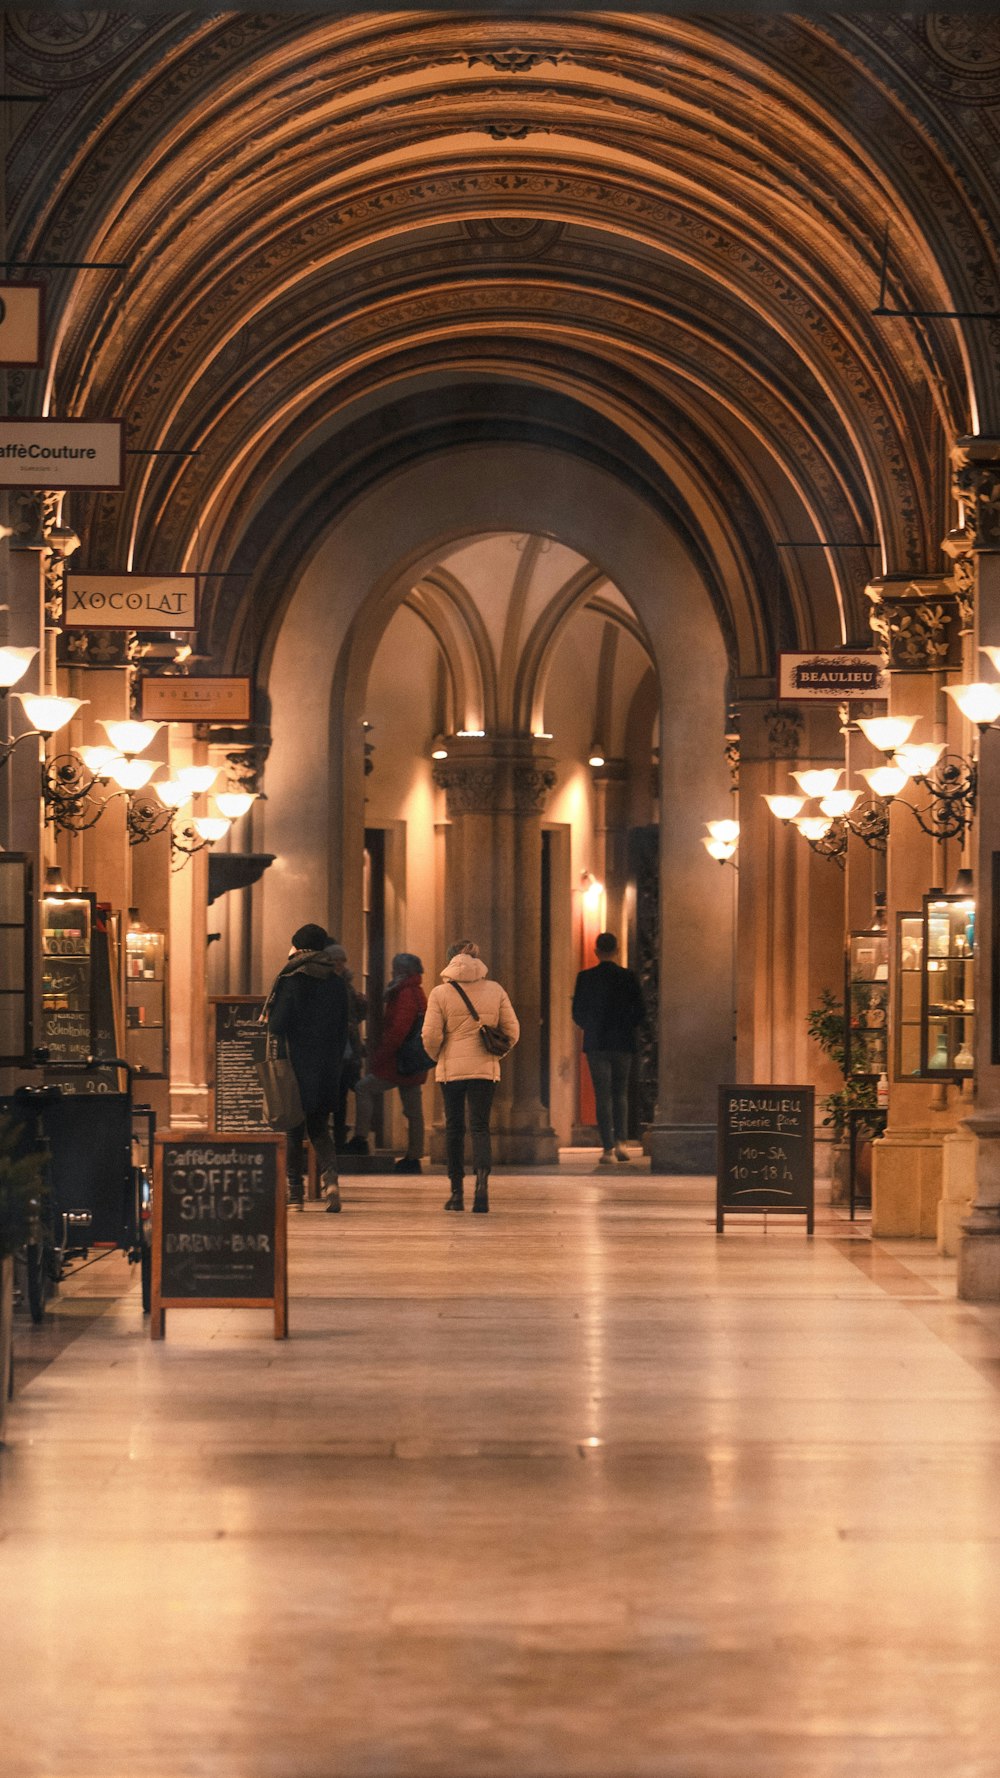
[292,922,328,951]
[446,939,480,961]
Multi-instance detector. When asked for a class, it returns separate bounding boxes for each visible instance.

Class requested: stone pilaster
[951,439,1000,1294]
[432,735,558,1165]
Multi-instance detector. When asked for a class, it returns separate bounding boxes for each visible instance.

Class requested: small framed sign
[0,418,123,488]
[141,676,251,723]
[64,572,197,630]
[151,1132,288,1339]
[779,652,887,702]
[0,284,44,366]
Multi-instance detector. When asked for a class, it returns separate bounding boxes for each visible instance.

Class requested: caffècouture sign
[64,573,197,631]
[0,419,122,487]
[778,651,888,702]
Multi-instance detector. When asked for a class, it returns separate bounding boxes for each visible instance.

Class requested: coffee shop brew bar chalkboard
[717,1085,814,1234]
[151,1133,287,1338]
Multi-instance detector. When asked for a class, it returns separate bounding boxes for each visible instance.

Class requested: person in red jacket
[344,953,428,1171]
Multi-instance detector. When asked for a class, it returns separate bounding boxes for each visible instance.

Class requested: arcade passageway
[5,1165,1000,1778]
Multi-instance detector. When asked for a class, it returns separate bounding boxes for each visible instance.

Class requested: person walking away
[325,941,368,1151]
[265,922,350,1213]
[345,953,428,1172]
[572,931,646,1164]
[421,941,519,1214]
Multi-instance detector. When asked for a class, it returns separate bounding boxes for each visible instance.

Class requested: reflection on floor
[5,1160,1000,1778]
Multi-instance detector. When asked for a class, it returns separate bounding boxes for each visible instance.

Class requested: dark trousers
[441,1079,496,1179]
[586,1049,632,1149]
[286,1105,338,1189]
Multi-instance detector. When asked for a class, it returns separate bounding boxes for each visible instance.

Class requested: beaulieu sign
[64,573,198,630]
[0,420,122,487]
[778,652,888,702]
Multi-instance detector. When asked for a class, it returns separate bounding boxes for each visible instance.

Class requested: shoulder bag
[450,981,513,1058]
[396,1014,435,1077]
[257,1032,304,1131]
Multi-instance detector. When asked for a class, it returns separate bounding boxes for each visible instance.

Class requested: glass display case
[895,912,923,1080]
[922,890,975,1079]
[40,887,96,1062]
[845,927,889,1080]
[0,853,32,1065]
[125,917,167,1077]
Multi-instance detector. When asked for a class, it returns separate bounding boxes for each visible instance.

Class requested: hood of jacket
[441,952,488,984]
[279,948,340,982]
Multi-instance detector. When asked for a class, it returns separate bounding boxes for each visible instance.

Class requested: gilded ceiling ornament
[466,49,567,74]
[925,17,1000,75]
[864,580,959,669]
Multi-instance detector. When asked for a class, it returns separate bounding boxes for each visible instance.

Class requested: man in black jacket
[265,922,349,1212]
[572,931,646,1164]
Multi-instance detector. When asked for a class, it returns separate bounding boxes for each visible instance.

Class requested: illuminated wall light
[105,756,161,790]
[944,682,1000,728]
[76,745,123,777]
[152,778,193,809]
[192,815,231,843]
[16,692,85,736]
[794,816,834,841]
[860,764,911,798]
[819,789,862,818]
[457,729,486,738]
[855,715,918,752]
[0,644,38,689]
[176,764,219,793]
[893,741,946,777]
[101,718,162,757]
[763,793,807,821]
[213,791,256,821]
[791,768,843,797]
[705,819,740,844]
[703,836,737,861]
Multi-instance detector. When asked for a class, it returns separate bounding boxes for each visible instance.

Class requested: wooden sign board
[0,284,43,366]
[64,573,197,630]
[717,1085,814,1234]
[211,996,269,1132]
[151,1133,287,1339]
[778,652,887,702]
[141,676,251,723]
[0,419,122,488]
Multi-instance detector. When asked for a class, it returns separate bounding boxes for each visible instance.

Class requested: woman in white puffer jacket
[420,941,520,1215]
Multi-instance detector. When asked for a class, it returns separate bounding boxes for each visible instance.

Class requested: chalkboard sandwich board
[151,1132,287,1338]
[717,1085,814,1234]
[211,996,267,1132]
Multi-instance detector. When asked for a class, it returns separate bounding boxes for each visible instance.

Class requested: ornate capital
[512,764,557,813]
[765,706,802,759]
[864,575,959,670]
[952,438,1000,552]
[434,745,556,817]
[433,762,498,816]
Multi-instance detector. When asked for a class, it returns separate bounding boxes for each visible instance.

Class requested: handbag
[256,1034,304,1131]
[449,981,514,1058]
[396,1015,435,1077]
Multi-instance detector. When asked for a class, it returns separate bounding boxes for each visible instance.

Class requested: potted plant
[806,990,877,1202]
[0,1114,46,1443]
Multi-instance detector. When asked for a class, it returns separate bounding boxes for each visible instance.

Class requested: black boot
[472,1170,489,1214]
[444,1179,464,1212]
[287,1180,304,1212]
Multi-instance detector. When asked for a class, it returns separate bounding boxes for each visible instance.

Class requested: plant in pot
[806,990,877,1202]
[0,1114,46,1441]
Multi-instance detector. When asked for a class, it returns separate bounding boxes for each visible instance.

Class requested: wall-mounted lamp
[430,735,449,761]
[702,819,739,866]
[2,690,84,773]
[580,869,604,905]
[588,744,606,768]
[0,645,38,690]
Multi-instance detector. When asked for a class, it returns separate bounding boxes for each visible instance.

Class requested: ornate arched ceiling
[7,10,1000,681]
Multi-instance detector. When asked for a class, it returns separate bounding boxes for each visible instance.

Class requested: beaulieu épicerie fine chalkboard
[151,1133,287,1338]
[717,1085,814,1234]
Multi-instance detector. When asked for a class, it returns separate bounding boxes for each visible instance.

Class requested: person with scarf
[264,922,349,1212]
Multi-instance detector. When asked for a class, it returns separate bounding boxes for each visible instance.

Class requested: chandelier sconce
[702,819,739,867]
[42,719,164,833]
[167,771,257,869]
[1,682,83,770]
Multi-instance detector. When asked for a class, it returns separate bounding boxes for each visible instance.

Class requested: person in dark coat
[265,922,350,1213]
[572,931,646,1165]
[325,941,368,1151]
[344,952,427,1172]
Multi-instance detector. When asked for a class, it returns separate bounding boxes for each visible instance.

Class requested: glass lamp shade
[100,718,162,757]
[152,778,193,809]
[106,756,161,790]
[794,816,834,841]
[819,789,862,817]
[791,768,842,797]
[703,836,737,861]
[212,791,255,821]
[176,764,219,793]
[979,647,1000,676]
[860,764,910,797]
[893,741,946,778]
[0,644,39,688]
[855,715,918,752]
[705,818,740,843]
[588,750,606,768]
[192,815,231,843]
[763,793,807,821]
[76,745,124,778]
[944,682,1000,727]
[16,692,85,735]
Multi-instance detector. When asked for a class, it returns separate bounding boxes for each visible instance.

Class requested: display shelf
[40,889,96,1062]
[125,920,167,1077]
[845,927,889,1080]
[895,912,923,1081]
[921,891,975,1079]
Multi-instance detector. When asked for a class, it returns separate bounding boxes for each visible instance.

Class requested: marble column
[952,440,1000,1295]
[433,736,558,1165]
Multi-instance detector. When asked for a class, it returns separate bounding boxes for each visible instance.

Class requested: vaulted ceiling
[8,10,1000,680]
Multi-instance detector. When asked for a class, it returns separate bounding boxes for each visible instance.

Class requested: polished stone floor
[5,1160,1000,1777]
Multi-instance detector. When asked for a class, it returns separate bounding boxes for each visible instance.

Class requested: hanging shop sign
[716,1085,814,1234]
[151,1132,287,1340]
[140,676,251,723]
[0,419,122,487]
[0,284,44,366]
[779,652,888,702]
[64,572,197,630]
